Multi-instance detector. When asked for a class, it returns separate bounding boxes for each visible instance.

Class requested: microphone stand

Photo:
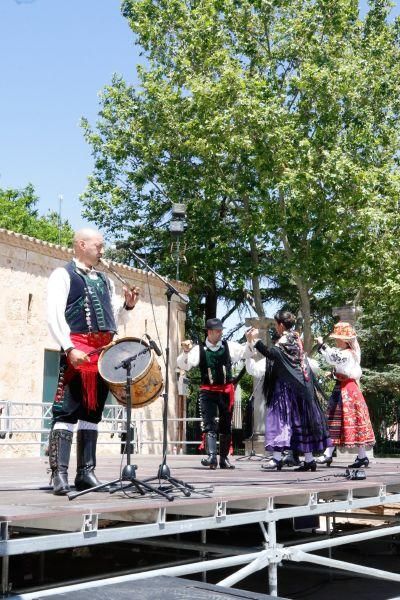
[68,347,174,502]
[124,249,202,498]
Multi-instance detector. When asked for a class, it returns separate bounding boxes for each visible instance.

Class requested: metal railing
[0,400,202,453]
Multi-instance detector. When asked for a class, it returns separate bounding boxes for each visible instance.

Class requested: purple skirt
[265,380,331,453]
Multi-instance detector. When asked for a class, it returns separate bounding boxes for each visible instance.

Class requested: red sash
[68,332,113,411]
[200,383,235,411]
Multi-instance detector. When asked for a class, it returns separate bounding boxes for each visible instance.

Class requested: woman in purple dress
[245,311,331,471]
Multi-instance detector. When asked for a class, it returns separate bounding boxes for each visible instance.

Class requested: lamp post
[169,203,187,280]
[58,194,63,246]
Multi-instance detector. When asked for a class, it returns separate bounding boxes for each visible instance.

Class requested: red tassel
[229,438,234,456]
[79,365,98,411]
[198,432,206,451]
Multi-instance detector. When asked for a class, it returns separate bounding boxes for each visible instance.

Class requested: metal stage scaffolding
[1,456,400,599]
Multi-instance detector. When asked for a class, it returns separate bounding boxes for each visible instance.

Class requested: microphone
[144,334,163,356]
[149,339,162,357]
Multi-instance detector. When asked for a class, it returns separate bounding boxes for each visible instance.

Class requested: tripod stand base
[157,463,171,479]
[143,461,200,498]
[236,435,266,461]
[121,464,138,479]
[68,463,175,502]
[236,449,265,461]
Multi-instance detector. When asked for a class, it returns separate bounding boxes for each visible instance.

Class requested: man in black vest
[47,228,139,495]
[177,318,246,469]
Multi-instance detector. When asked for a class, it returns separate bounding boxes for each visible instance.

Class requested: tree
[0,185,74,246]
[82,0,400,349]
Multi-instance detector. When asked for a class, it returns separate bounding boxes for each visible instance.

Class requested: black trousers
[199,390,232,435]
[52,354,109,425]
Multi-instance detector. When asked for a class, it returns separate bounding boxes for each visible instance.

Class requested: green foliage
[355,303,400,451]
[82,0,400,353]
[0,185,74,246]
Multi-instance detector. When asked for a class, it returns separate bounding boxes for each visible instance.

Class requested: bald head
[73,228,102,246]
[73,228,104,267]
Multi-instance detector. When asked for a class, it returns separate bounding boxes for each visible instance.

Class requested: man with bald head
[47,228,139,495]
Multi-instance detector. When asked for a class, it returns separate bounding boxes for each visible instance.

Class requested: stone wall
[0,229,188,457]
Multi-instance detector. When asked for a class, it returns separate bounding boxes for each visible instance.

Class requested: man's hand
[245,327,259,344]
[316,336,324,346]
[124,286,140,308]
[68,349,90,368]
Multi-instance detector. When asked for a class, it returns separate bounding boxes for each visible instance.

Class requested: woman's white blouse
[319,345,362,380]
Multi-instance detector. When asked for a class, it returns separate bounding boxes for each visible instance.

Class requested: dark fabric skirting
[265,379,331,453]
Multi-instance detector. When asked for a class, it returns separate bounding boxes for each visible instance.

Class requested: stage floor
[0,454,400,525]
[1,455,400,599]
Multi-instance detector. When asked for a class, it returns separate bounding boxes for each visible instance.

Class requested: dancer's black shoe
[295,460,317,472]
[261,458,283,471]
[348,457,369,468]
[315,455,333,467]
[219,456,235,469]
[282,452,301,467]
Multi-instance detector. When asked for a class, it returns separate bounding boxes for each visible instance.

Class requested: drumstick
[86,341,116,357]
[100,258,140,294]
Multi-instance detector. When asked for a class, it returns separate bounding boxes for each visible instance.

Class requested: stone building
[0,229,188,457]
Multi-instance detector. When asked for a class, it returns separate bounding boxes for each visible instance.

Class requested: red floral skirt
[327,379,375,447]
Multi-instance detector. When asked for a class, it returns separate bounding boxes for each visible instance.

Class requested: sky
[0,0,141,230]
[0,0,399,233]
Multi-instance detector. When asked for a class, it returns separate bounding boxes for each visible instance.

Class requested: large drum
[98,337,163,408]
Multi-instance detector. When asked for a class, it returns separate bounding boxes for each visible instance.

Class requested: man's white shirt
[177,339,246,371]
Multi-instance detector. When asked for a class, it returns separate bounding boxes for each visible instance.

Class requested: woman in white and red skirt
[316,321,375,468]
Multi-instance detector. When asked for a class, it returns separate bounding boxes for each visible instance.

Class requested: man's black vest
[64,261,117,333]
[199,340,233,385]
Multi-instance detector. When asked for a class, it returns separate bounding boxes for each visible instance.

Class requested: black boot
[49,429,73,496]
[74,429,102,491]
[201,432,218,469]
[219,434,235,469]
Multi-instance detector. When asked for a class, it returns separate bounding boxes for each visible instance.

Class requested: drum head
[99,338,151,384]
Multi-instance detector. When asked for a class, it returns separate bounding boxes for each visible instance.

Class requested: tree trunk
[294,277,313,353]
[250,236,265,317]
[242,194,265,317]
[204,280,218,322]
[279,189,313,353]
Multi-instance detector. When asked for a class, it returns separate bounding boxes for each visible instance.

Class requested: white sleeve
[319,344,349,367]
[243,342,257,359]
[176,345,200,370]
[319,345,362,379]
[47,268,72,351]
[245,356,266,378]
[227,341,246,363]
[109,276,131,326]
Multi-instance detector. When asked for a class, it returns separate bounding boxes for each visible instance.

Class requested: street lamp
[169,203,187,279]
